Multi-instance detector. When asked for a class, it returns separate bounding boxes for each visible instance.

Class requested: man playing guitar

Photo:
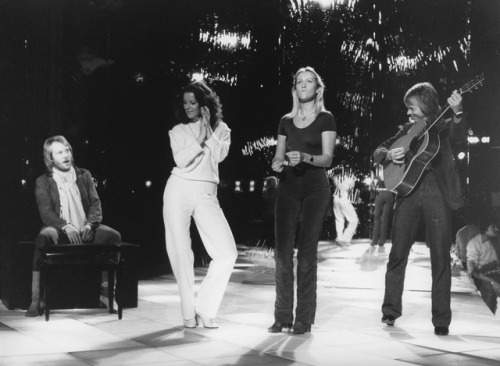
[373,82,467,336]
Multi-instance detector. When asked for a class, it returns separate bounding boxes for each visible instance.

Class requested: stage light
[234,181,241,192]
[134,73,145,84]
[249,180,255,192]
[192,72,204,82]
[468,136,479,144]
[481,136,490,144]
[145,180,152,188]
[457,152,466,160]
[21,179,26,186]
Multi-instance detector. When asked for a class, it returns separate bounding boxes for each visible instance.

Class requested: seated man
[455,222,480,270]
[466,219,500,314]
[26,135,121,317]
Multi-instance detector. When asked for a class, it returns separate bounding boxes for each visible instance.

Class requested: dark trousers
[33,225,121,271]
[371,190,394,246]
[274,167,331,325]
[382,172,452,327]
[473,270,500,314]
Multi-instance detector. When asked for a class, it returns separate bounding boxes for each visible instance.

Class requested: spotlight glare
[192,72,204,82]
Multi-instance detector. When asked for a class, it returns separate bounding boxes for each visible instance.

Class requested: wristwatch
[454,110,464,117]
[309,154,314,163]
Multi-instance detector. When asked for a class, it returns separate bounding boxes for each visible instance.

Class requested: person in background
[455,220,480,271]
[374,82,467,336]
[332,172,359,247]
[163,81,237,329]
[262,176,279,247]
[26,135,121,317]
[370,164,394,247]
[467,218,500,314]
[269,66,336,334]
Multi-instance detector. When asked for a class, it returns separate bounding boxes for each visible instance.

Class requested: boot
[25,271,41,317]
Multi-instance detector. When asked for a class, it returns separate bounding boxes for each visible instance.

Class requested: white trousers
[163,174,237,320]
[333,196,359,243]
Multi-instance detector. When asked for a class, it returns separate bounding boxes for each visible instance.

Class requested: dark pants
[33,225,121,271]
[382,172,452,327]
[274,167,331,325]
[473,277,498,314]
[371,190,394,246]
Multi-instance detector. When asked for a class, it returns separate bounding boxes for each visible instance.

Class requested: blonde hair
[43,135,74,172]
[284,66,326,119]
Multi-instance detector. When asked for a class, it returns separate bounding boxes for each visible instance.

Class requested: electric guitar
[383,75,485,196]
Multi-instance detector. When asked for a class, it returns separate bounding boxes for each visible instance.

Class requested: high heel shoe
[267,322,292,333]
[292,321,311,334]
[183,317,198,328]
[196,313,218,329]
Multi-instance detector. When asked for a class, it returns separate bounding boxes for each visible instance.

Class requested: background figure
[370,164,394,247]
[27,135,121,317]
[455,220,480,270]
[269,66,336,335]
[467,219,500,314]
[262,176,278,247]
[163,81,237,329]
[332,172,359,246]
[374,82,466,336]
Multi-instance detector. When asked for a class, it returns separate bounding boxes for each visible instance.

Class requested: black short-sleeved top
[278,111,336,155]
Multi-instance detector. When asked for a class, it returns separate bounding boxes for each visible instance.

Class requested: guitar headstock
[459,73,485,95]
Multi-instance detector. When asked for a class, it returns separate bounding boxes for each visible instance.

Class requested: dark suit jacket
[35,167,102,229]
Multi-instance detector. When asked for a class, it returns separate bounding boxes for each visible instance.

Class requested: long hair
[403,82,441,121]
[175,81,223,129]
[43,135,74,173]
[284,66,326,119]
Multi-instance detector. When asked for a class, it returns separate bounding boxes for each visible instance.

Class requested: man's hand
[65,225,82,244]
[387,147,405,164]
[81,224,94,242]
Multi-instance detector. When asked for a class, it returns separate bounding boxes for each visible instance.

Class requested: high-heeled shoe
[183,317,198,328]
[292,321,311,334]
[267,322,292,333]
[196,313,218,329]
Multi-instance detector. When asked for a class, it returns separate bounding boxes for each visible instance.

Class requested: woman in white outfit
[163,81,237,329]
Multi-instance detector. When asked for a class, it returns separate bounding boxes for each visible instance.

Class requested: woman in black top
[269,66,337,334]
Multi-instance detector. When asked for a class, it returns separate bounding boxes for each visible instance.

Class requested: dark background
[1,0,499,278]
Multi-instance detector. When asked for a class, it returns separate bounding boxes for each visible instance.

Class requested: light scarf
[52,167,87,230]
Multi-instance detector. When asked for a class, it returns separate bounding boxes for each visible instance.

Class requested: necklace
[298,109,314,121]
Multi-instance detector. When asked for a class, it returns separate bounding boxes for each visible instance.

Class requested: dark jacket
[35,167,102,229]
[373,117,467,210]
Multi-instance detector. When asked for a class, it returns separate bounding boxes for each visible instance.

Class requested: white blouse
[168,120,231,184]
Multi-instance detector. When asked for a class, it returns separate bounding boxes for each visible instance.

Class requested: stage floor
[1,240,500,366]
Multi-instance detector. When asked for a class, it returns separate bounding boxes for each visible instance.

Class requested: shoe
[267,322,292,333]
[434,326,449,336]
[183,317,198,328]
[99,295,118,313]
[25,300,42,317]
[381,315,395,326]
[292,321,311,334]
[196,313,218,329]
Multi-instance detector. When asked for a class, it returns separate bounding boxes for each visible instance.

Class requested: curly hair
[175,81,223,129]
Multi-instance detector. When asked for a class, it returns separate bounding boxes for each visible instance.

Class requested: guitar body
[383,121,440,196]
